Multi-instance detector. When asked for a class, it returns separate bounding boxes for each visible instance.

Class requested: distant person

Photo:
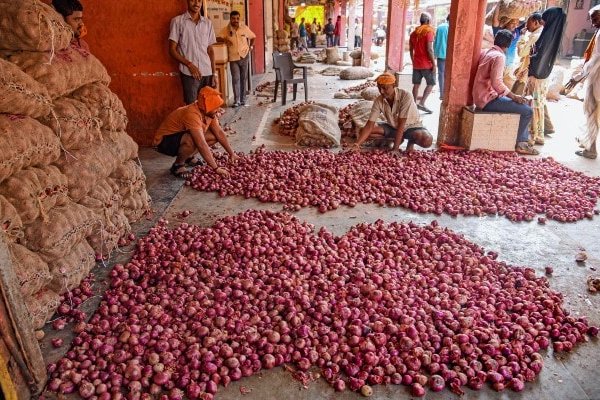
[513,12,543,95]
[433,15,449,99]
[353,73,433,153]
[375,26,386,46]
[154,86,238,178]
[472,30,537,155]
[290,18,299,50]
[409,13,436,114]
[324,18,335,47]
[310,18,318,47]
[169,0,217,105]
[299,17,308,50]
[565,5,600,159]
[354,18,362,48]
[217,10,255,107]
[334,15,342,46]
[305,19,313,47]
[491,7,521,69]
[52,0,89,51]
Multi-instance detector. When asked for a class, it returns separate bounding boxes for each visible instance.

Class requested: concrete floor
[41,57,600,400]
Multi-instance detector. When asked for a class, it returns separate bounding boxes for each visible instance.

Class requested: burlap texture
[87,209,130,258]
[9,243,51,297]
[339,67,374,80]
[70,83,128,131]
[121,184,151,223]
[0,165,68,224]
[40,97,101,150]
[0,114,61,182]
[0,194,23,241]
[0,0,72,52]
[24,288,60,329]
[3,44,110,99]
[110,160,146,197]
[0,58,52,118]
[47,240,95,294]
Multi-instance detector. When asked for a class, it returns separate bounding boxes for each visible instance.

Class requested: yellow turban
[376,73,396,86]
[197,86,224,113]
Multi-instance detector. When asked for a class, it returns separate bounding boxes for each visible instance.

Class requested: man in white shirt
[354,18,362,48]
[353,73,433,153]
[169,0,218,105]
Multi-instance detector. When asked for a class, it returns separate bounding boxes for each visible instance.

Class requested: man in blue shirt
[433,15,449,99]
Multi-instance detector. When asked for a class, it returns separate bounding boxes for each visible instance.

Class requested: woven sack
[0,166,68,224]
[23,200,98,261]
[40,97,101,150]
[0,0,72,52]
[70,83,128,131]
[24,288,60,329]
[361,86,380,100]
[339,66,374,80]
[485,0,543,24]
[325,48,340,64]
[9,243,51,297]
[47,240,95,294]
[0,58,52,118]
[3,44,110,98]
[110,160,146,197]
[122,184,151,223]
[87,209,130,259]
[296,103,341,148]
[349,49,362,59]
[0,114,61,183]
[320,67,342,76]
[349,100,375,130]
[0,195,23,241]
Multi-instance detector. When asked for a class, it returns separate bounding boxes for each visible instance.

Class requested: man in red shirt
[409,13,436,114]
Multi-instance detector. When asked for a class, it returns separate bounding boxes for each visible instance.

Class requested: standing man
[512,12,543,95]
[310,18,318,48]
[324,18,335,47]
[169,0,218,105]
[334,15,342,47]
[565,5,600,159]
[290,18,299,50]
[217,11,255,107]
[52,0,89,51]
[409,13,436,114]
[353,73,433,153]
[433,15,449,99]
[354,18,362,48]
[472,30,537,155]
[299,17,308,50]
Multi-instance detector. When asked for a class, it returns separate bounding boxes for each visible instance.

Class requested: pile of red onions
[338,103,358,138]
[342,81,376,94]
[47,210,598,399]
[273,102,314,137]
[188,148,600,222]
[51,274,95,332]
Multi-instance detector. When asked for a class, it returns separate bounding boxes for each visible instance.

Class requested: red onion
[411,383,426,397]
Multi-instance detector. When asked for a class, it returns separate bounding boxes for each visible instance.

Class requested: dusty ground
[41,54,600,400]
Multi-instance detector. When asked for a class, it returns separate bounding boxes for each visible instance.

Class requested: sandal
[515,144,539,156]
[575,150,597,159]
[185,156,205,167]
[170,163,192,179]
[417,104,433,114]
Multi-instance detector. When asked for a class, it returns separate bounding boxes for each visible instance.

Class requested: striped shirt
[169,12,216,77]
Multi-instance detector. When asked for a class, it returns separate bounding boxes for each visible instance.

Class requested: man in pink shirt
[472,29,538,155]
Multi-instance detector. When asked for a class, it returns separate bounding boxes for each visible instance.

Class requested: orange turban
[197,86,224,113]
[376,73,396,86]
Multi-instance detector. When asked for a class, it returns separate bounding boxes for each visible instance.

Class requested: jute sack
[70,83,128,131]
[78,178,122,218]
[0,0,72,52]
[0,114,61,182]
[0,58,52,118]
[296,103,341,148]
[0,166,68,224]
[47,240,95,294]
[361,87,380,100]
[0,195,23,241]
[326,48,340,64]
[9,243,51,297]
[3,44,110,99]
[87,209,130,258]
[110,160,146,197]
[102,131,139,171]
[25,288,60,329]
[23,200,99,261]
[349,100,375,130]
[40,97,101,151]
[339,66,374,80]
[122,184,151,223]
[485,0,543,24]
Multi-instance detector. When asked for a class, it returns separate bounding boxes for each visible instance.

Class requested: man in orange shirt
[154,86,238,178]
[217,10,256,107]
[409,13,436,114]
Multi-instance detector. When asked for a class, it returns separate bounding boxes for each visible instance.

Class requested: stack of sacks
[275,29,290,52]
[0,0,150,330]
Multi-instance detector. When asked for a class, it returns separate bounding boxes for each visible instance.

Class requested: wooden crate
[459,106,520,151]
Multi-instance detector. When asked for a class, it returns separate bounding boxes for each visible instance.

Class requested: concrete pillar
[386,0,408,72]
[362,0,374,67]
[347,0,356,49]
[249,0,265,73]
[436,0,486,146]
[340,0,347,47]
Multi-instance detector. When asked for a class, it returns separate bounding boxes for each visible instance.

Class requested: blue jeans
[482,96,532,143]
[437,58,445,99]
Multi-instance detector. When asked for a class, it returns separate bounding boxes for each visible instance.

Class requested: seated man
[52,0,89,51]
[472,29,538,155]
[154,86,238,178]
[353,73,433,152]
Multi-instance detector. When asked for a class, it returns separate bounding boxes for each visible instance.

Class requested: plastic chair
[272,52,308,105]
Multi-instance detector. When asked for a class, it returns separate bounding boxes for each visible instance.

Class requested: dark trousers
[326,34,334,47]
[354,35,362,48]
[180,74,212,105]
[437,58,446,99]
[230,55,249,104]
[310,33,317,48]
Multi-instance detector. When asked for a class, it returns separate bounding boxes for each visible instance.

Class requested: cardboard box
[460,106,520,151]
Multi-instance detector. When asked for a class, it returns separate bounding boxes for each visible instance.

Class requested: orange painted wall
[83,1,189,146]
